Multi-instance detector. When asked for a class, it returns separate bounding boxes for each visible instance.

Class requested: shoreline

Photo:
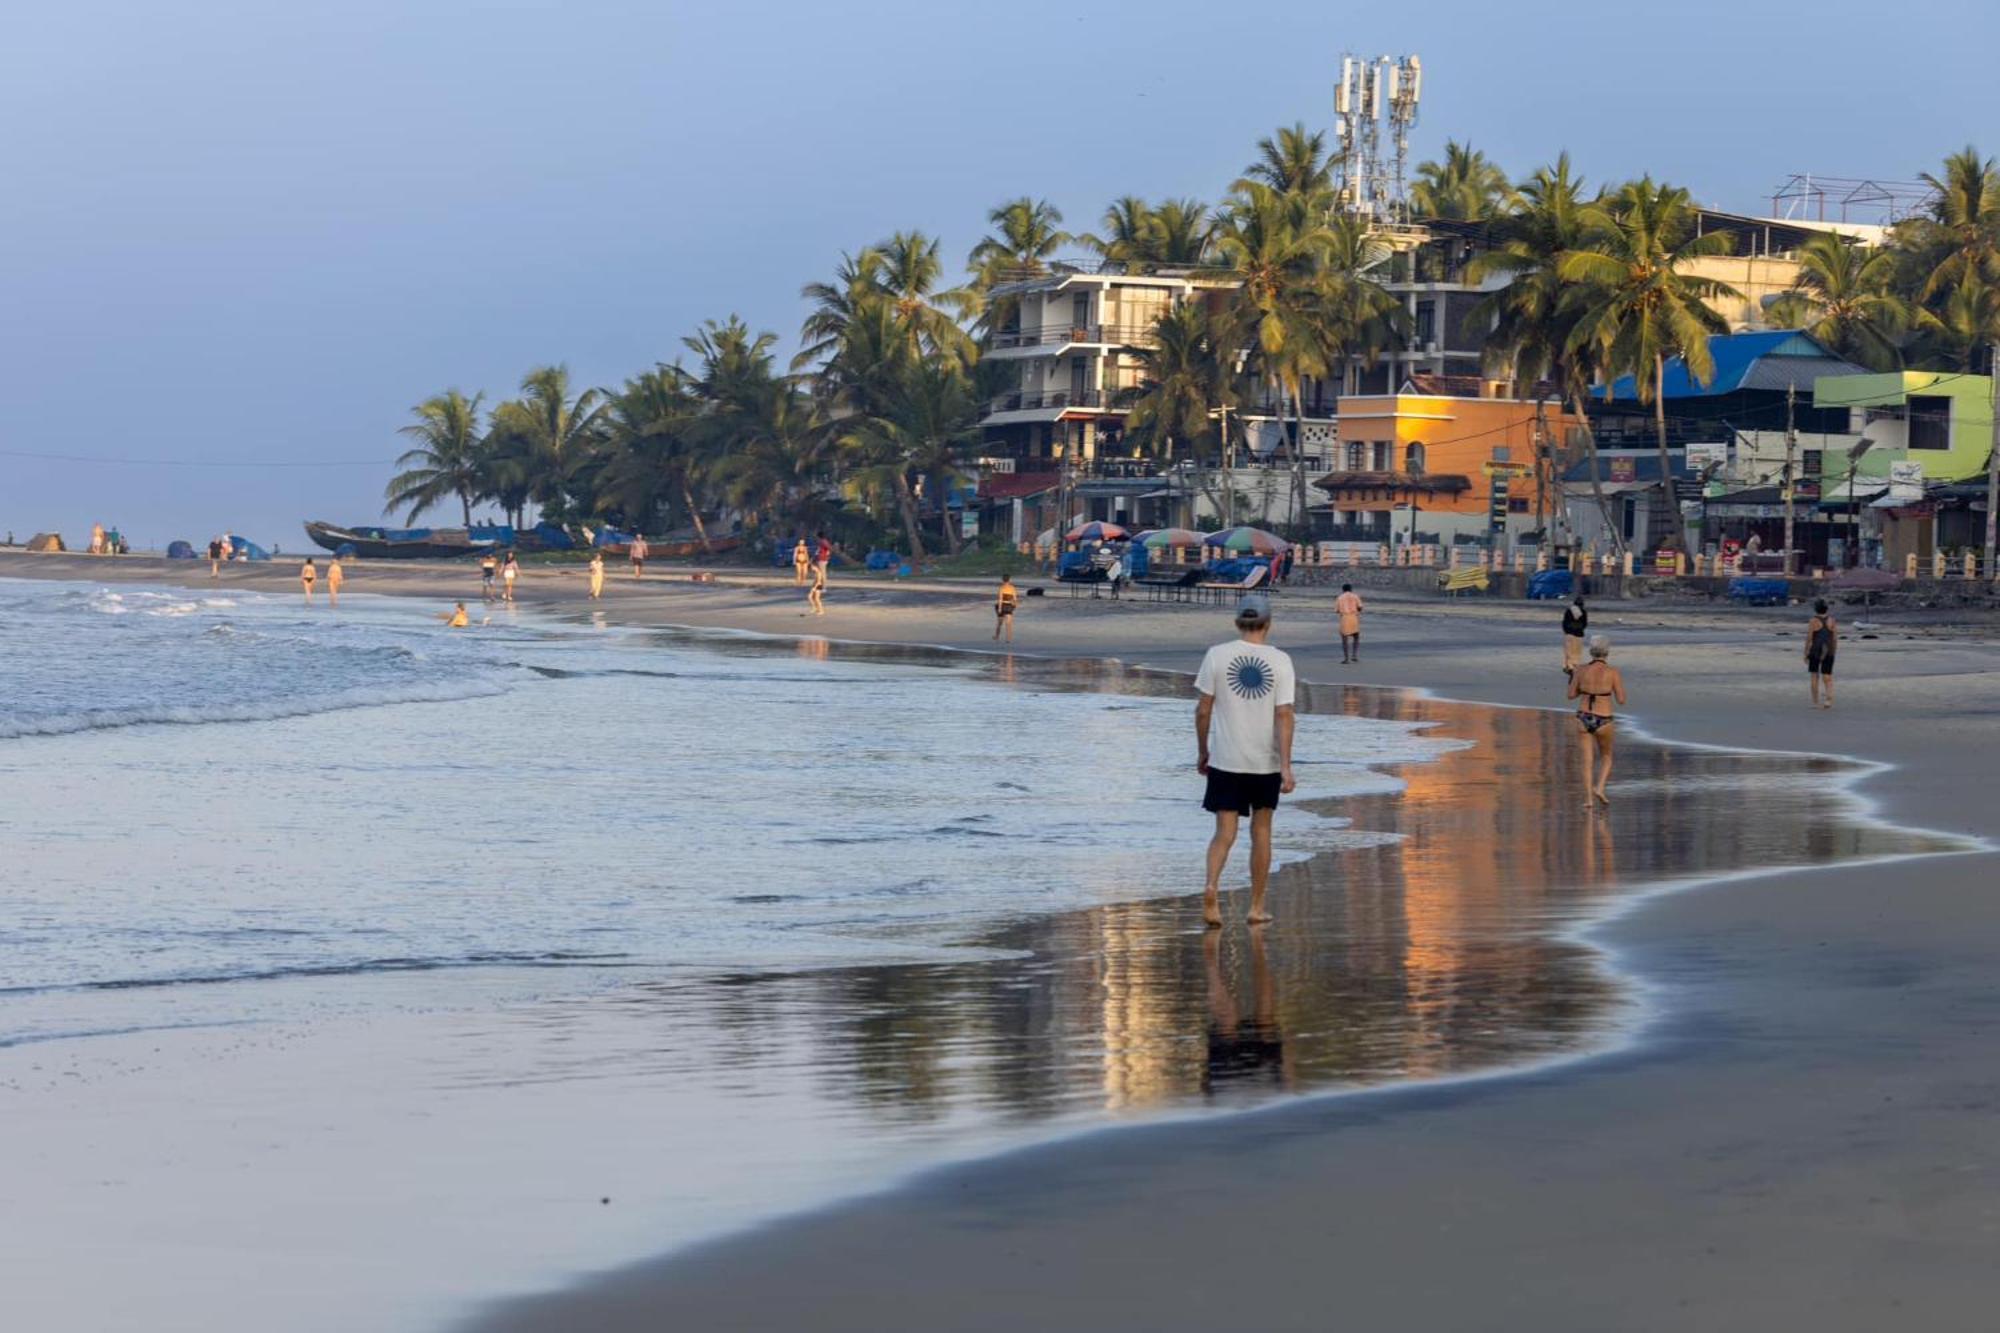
[8,553,2000,1331]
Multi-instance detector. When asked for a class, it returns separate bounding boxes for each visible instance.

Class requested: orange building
[1312,382,1586,544]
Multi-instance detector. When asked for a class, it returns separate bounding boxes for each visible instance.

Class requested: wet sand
[9,550,2000,1331]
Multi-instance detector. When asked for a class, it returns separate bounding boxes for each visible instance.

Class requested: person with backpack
[1806,599,1839,709]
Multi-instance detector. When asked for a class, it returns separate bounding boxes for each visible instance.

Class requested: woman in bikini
[1567,635,1626,810]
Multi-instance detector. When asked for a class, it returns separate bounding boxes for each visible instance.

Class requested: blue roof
[1603,332,1868,401]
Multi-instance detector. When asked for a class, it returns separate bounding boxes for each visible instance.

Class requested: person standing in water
[1334,583,1365,664]
[1806,598,1838,709]
[1194,593,1297,929]
[326,556,344,607]
[501,552,519,603]
[300,557,317,603]
[629,533,648,580]
[588,550,605,600]
[806,554,827,616]
[993,574,1019,642]
[208,537,223,578]
[1567,635,1626,810]
[1562,592,1588,676]
[792,537,811,587]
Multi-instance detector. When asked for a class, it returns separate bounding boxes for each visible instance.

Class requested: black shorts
[1203,768,1282,815]
[1808,654,1834,676]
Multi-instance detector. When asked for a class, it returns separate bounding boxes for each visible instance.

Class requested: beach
[3,550,1997,1332]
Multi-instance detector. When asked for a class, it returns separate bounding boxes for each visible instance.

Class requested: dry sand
[9,549,2000,1331]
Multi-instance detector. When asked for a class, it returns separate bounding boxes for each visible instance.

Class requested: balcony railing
[988,323,1160,351]
[984,387,1142,415]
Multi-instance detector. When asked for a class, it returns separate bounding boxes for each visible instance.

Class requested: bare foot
[1203,897,1223,929]
[1247,906,1272,925]
[1595,789,1610,806]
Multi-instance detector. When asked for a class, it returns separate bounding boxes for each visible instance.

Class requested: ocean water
[0,574,1459,1332]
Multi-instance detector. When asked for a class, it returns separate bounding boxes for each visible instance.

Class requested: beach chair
[1136,568,1205,603]
[1439,567,1490,596]
[1197,562,1268,606]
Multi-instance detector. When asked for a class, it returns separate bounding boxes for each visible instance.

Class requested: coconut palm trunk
[1653,351,1675,550]
[893,471,928,560]
[678,480,713,554]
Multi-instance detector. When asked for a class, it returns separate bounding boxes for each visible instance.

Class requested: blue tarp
[864,550,899,571]
[594,527,634,549]
[469,524,516,546]
[165,540,197,559]
[1727,577,1790,606]
[1203,556,1271,582]
[226,535,272,561]
[529,521,573,550]
[1527,569,1573,600]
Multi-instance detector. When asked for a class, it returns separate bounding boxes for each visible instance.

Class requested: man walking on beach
[208,537,223,578]
[1195,592,1297,928]
[630,534,648,580]
[1335,583,1365,664]
[1806,598,1838,709]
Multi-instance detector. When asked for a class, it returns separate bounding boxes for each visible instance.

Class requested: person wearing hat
[1193,591,1297,928]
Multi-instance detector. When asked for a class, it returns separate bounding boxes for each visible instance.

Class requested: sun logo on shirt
[1225,654,1272,699]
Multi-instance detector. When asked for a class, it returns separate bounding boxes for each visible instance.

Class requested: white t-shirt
[1194,639,1297,775]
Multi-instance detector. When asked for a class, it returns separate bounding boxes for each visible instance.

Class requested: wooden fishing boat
[304,521,494,559]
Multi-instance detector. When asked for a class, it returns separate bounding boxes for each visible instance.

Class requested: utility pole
[1986,340,1999,580]
[1782,382,1797,577]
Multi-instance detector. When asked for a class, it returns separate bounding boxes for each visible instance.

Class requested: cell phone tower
[1335,54,1421,221]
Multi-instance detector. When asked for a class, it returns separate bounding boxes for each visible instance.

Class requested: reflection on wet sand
[598,635,1961,1123]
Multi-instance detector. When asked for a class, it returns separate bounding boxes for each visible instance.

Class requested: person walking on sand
[792,537,811,586]
[326,556,344,607]
[806,554,827,616]
[1806,598,1838,709]
[994,574,1019,642]
[588,551,605,600]
[480,551,498,601]
[300,557,317,603]
[630,533,648,580]
[501,552,519,603]
[208,537,223,578]
[1335,583,1365,664]
[1194,592,1297,929]
[1567,635,1626,811]
[1561,592,1588,676]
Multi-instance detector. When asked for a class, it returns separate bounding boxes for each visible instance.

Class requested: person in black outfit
[1561,594,1588,676]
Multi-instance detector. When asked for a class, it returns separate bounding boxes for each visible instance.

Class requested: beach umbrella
[1202,525,1291,555]
[1135,527,1204,549]
[1066,521,1128,543]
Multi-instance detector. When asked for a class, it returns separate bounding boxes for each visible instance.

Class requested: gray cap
[1235,591,1272,625]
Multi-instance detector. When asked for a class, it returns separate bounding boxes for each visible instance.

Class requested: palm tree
[1125,302,1238,462]
[1915,147,2000,301]
[1411,141,1517,221]
[870,230,976,365]
[966,198,1071,333]
[1239,122,1336,197]
[596,367,702,539]
[488,365,610,526]
[1466,154,1621,548]
[385,389,486,525]
[796,251,883,370]
[1084,197,1216,270]
[1214,183,1337,529]
[842,361,980,558]
[1912,275,2000,370]
[1763,232,1910,370]
[1562,178,1740,538]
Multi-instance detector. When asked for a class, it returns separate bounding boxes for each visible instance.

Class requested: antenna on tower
[1335,52,1422,221]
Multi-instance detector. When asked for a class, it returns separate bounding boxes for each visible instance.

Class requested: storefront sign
[1609,456,1636,483]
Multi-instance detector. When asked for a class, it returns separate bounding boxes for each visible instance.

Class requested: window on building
[1414,300,1436,345]
[1346,441,1366,470]
[1404,442,1426,476]
[1907,395,1950,450]
[1371,441,1391,471]
[1802,449,1823,476]
[1508,498,1529,514]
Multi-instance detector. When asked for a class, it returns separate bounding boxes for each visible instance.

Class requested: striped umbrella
[1066,521,1129,543]
[1202,526,1292,555]
[1134,527,1205,549]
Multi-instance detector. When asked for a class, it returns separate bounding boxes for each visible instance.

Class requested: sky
[4,0,1996,549]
